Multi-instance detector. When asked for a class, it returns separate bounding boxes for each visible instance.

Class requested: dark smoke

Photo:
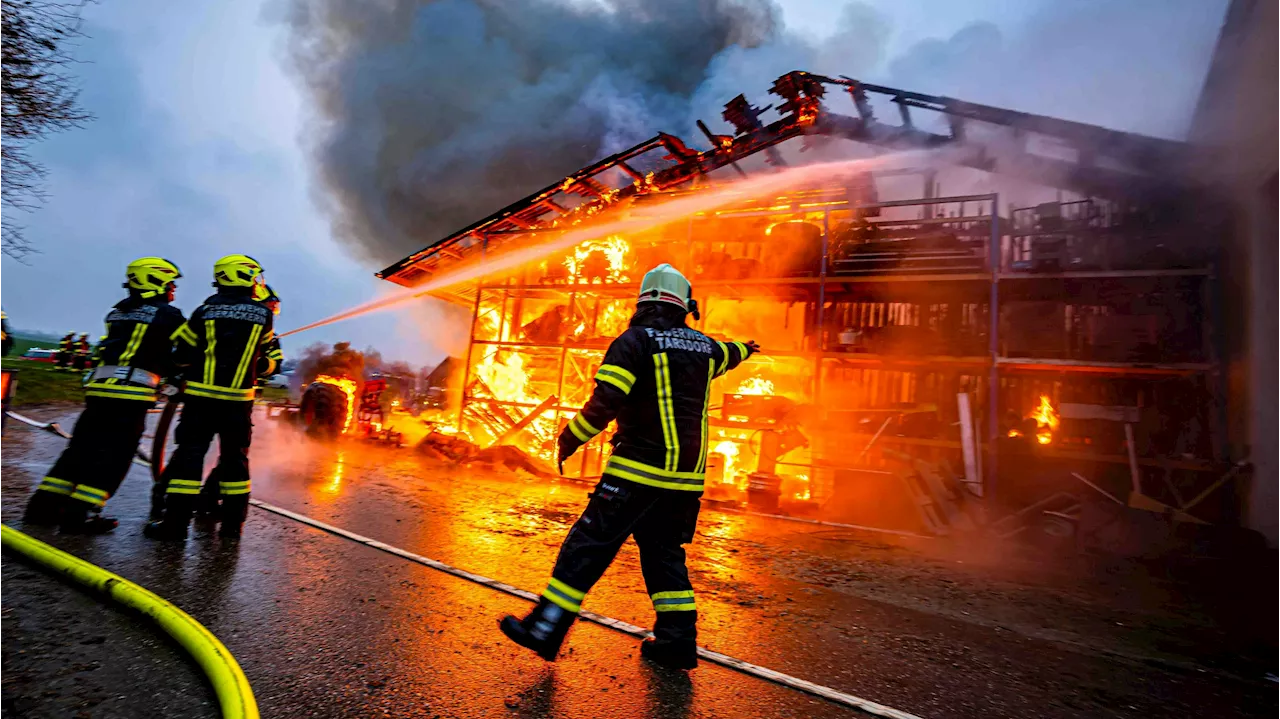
[283,0,1223,267]
[282,0,780,266]
[297,341,366,384]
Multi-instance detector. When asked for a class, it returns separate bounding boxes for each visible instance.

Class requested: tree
[1,0,92,260]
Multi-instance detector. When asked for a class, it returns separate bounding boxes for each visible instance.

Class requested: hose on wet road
[1,524,260,719]
[250,498,924,719]
[6,407,918,718]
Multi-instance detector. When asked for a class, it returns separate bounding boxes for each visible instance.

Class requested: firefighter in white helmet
[499,263,759,669]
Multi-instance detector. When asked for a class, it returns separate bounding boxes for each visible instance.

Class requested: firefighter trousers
[543,477,701,646]
[32,396,151,511]
[158,396,253,527]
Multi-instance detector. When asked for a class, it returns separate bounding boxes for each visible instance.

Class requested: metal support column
[457,240,488,430]
[814,210,831,404]
[986,194,1001,501]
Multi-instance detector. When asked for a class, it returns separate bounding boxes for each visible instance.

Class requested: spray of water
[278,150,936,339]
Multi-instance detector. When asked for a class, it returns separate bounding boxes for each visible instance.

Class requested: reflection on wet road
[3,409,1273,719]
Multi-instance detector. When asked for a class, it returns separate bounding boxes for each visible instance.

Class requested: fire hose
[4,401,258,718]
[6,403,923,717]
[1,524,259,719]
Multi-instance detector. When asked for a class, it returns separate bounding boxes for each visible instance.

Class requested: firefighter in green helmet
[499,263,759,669]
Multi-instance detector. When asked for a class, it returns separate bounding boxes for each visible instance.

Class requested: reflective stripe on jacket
[560,323,751,492]
[171,289,276,402]
[85,296,186,402]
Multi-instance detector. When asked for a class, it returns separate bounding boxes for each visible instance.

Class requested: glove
[744,340,761,357]
[557,431,584,474]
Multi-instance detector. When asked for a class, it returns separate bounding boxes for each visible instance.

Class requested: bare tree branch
[2,0,94,258]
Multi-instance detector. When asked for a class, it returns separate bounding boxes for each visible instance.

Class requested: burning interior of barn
[376,71,1234,541]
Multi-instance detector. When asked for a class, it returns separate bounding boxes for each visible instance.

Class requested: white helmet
[638,263,693,312]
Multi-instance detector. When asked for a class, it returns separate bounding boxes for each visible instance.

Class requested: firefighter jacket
[84,295,187,402]
[171,288,278,401]
[560,322,753,492]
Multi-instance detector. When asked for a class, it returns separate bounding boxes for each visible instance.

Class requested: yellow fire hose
[1,524,259,719]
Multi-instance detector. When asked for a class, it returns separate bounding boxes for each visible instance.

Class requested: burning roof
[378,70,1194,291]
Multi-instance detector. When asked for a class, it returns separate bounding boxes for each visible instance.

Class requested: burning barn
[377,71,1231,536]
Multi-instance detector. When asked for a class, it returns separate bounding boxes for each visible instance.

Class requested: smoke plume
[282,0,782,266]
[282,0,1224,268]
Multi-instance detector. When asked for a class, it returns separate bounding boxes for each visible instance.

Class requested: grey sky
[0,0,1227,367]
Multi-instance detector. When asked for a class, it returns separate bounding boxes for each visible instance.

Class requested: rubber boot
[499,597,577,661]
[148,480,167,521]
[144,507,192,541]
[640,638,698,670]
[59,503,119,535]
[196,471,221,518]
[218,494,248,540]
[23,491,68,525]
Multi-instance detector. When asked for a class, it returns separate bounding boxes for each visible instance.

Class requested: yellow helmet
[213,254,264,288]
[125,257,182,298]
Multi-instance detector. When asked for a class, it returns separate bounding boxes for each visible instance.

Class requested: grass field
[0,356,293,409]
[0,358,86,407]
[7,333,64,358]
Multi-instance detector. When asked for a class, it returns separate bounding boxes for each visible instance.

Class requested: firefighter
[146,255,279,541]
[1,309,13,356]
[55,331,76,370]
[197,283,283,519]
[73,333,93,371]
[23,258,185,533]
[499,263,759,670]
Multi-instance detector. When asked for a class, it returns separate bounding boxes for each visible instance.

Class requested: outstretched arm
[557,329,645,471]
[713,339,760,378]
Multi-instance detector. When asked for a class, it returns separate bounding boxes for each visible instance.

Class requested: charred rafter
[379,70,1196,288]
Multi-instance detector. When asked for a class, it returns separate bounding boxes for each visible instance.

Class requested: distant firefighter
[72,333,92,371]
[499,264,759,670]
[1,309,12,356]
[23,258,185,533]
[55,331,75,370]
[148,255,281,541]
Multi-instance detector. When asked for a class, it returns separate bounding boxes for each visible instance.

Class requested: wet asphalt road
[2,407,1275,718]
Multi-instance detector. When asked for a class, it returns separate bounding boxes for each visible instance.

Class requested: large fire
[736,376,774,396]
[471,346,557,457]
[713,440,740,483]
[314,374,358,434]
[563,235,631,284]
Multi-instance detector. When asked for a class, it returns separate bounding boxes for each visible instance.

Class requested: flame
[1030,395,1059,444]
[713,440,740,484]
[315,374,358,434]
[735,376,774,396]
[793,473,811,501]
[563,235,631,284]
[472,346,556,457]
